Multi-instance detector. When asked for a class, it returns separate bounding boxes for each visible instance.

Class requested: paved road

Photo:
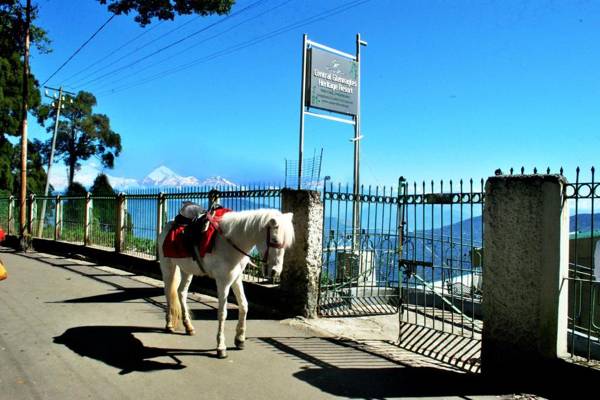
[0,247,554,399]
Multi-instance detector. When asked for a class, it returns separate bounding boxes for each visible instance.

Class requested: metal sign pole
[298,34,308,190]
[352,33,367,248]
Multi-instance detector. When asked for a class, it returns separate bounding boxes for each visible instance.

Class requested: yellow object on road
[0,258,7,281]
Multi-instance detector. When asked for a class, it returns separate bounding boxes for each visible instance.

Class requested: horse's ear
[284,212,293,222]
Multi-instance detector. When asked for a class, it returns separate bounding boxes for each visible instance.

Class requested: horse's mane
[219,209,294,248]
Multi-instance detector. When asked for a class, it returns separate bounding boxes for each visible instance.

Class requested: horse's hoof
[217,349,228,359]
[186,329,195,336]
[165,326,176,334]
[235,339,245,350]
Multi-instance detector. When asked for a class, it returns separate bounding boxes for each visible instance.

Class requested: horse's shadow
[54,325,217,375]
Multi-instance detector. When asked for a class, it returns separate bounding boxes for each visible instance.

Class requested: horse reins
[206,212,284,265]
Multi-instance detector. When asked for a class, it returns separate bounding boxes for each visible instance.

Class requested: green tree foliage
[97,0,235,26]
[0,0,49,137]
[63,181,86,224]
[37,91,122,188]
[0,1,51,194]
[90,173,115,196]
[90,173,116,231]
[12,138,50,194]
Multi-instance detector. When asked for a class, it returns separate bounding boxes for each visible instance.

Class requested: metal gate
[318,180,405,317]
[398,179,484,334]
[396,179,485,371]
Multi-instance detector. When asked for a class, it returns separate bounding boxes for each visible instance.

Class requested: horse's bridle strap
[207,212,281,264]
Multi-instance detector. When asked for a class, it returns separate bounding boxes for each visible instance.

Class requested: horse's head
[256,212,294,280]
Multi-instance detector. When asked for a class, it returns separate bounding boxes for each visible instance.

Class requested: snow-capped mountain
[141,166,200,187]
[140,166,237,188]
[199,176,237,187]
[50,163,237,191]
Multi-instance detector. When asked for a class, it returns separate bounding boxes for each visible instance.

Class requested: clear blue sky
[28,0,600,188]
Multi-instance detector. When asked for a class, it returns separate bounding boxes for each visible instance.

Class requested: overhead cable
[42,14,116,86]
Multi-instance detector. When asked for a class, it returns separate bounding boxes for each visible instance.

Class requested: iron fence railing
[320,182,403,317]
[1,186,282,284]
[564,167,600,363]
[399,179,485,340]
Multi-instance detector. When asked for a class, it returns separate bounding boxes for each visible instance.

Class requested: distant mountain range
[50,164,237,191]
[138,165,236,188]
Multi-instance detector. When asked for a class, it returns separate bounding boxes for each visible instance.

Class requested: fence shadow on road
[53,325,223,375]
[252,336,568,398]
[397,322,482,373]
[11,248,280,320]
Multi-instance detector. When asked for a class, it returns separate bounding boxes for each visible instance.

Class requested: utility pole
[19,0,31,248]
[38,86,74,237]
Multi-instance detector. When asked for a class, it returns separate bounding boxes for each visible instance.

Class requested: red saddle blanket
[162,208,231,258]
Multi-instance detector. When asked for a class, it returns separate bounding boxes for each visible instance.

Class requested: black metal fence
[319,181,403,316]
[0,186,282,283]
[564,167,600,363]
[399,179,484,340]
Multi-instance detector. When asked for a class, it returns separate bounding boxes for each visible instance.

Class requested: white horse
[157,208,294,359]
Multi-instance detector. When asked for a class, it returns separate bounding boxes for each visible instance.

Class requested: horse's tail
[158,221,182,330]
[166,263,182,330]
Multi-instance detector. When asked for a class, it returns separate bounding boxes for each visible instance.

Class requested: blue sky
[28,0,600,188]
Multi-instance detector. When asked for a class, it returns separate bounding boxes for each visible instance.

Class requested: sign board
[307,47,358,116]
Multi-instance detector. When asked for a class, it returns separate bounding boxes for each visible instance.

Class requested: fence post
[7,195,14,235]
[156,192,165,259]
[482,174,569,374]
[55,195,62,241]
[280,189,323,318]
[28,193,36,237]
[83,192,92,246]
[115,193,126,253]
[208,189,220,209]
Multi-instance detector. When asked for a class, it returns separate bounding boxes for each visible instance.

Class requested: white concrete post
[54,195,62,241]
[280,189,323,318]
[7,195,14,235]
[115,193,126,253]
[83,192,92,246]
[482,174,569,373]
[28,194,35,236]
[156,192,166,259]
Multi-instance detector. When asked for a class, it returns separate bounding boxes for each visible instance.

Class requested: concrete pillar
[83,192,92,246]
[482,174,569,373]
[115,193,126,253]
[280,189,323,318]
[54,195,62,241]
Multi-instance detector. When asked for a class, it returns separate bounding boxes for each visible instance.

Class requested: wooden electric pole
[19,0,31,248]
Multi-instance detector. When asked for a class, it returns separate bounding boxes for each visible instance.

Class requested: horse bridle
[207,214,284,265]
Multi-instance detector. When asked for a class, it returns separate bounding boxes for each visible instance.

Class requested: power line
[42,14,116,86]
[97,0,372,96]
[65,13,208,88]
[73,0,266,90]
[87,0,294,93]
[60,20,165,85]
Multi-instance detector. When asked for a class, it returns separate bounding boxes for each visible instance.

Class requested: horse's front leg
[231,275,248,349]
[216,280,232,359]
[178,271,195,335]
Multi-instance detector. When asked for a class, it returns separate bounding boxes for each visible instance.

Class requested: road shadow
[189,307,277,321]
[398,322,482,372]
[58,287,165,303]
[54,325,221,375]
[254,336,576,398]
